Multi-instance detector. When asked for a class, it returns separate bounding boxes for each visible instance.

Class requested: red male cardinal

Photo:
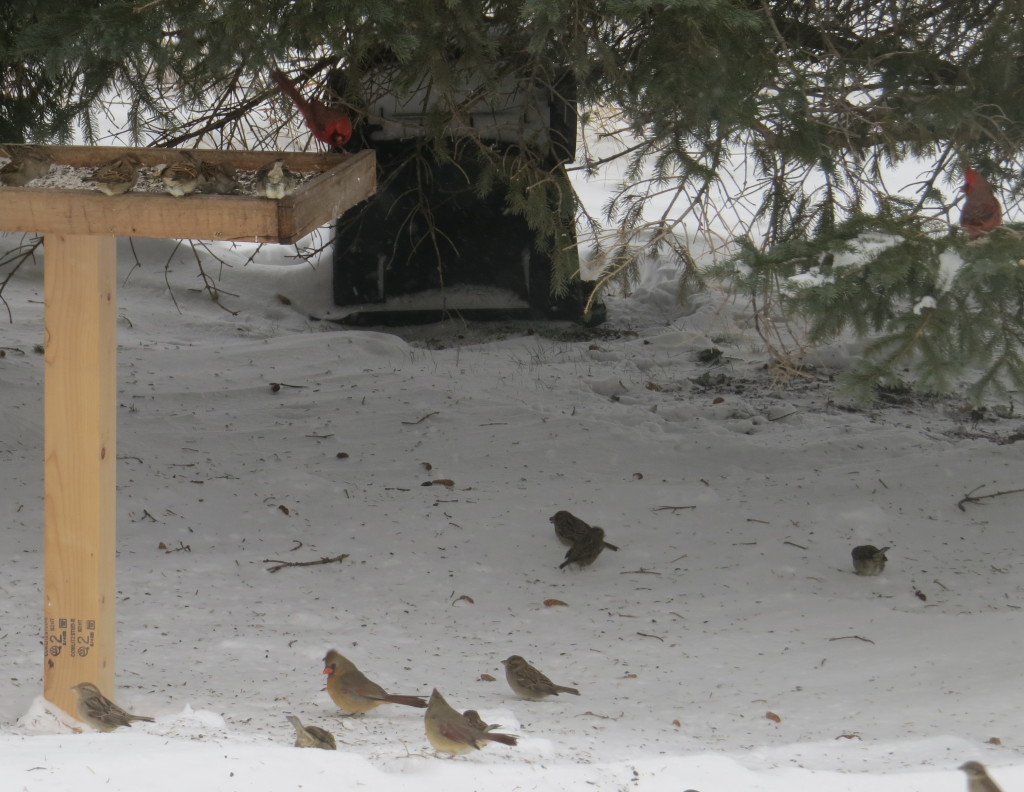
[270,69,352,148]
[960,166,1003,237]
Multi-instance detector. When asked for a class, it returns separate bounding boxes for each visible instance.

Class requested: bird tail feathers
[270,69,308,109]
[384,694,429,708]
[483,732,518,746]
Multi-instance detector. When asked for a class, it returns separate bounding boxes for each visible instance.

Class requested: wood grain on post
[43,234,118,720]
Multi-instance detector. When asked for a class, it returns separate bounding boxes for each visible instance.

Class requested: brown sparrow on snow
[322,649,427,714]
[960,761,1005,792]
[461,709,500,732]
[71,682,155,732]
[286,715,337,749]
[551,510,619,550]
[424,688,518,756]
[91,154,143,195]
[0,144,54,186]
[560,525,608,569]
[851,545,889,576]
[501,654,579,700]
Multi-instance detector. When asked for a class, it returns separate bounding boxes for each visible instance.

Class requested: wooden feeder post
[0,144,375,722]
[43,234,119,713]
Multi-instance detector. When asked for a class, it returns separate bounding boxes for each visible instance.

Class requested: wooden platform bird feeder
[0,143,375,723]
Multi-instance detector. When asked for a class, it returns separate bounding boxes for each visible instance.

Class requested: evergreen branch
[0,236,43,323]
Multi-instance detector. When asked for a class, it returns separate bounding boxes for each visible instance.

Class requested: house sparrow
[501,655,579,700]
[159,157,203,197]
[286,715,336,749]
[254,158,296,199]
[559,525,607,569]
[0,144,53,186]
[551,510,619,551]
[199,160,238,194]
[424,689,518,756]
[71,682,155,732]
[91,154,143,195]
[322,649,427,714]
[270,69,353,148]
[851,545,889,576]
[960,761,1005,792]
[461,709,500,732]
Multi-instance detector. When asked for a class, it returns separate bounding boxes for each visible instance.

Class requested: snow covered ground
[0,220,1021,792]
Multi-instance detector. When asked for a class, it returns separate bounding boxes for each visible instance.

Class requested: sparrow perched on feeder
[851,545,889,576]
[286,715,337,749]
[270,68,353,148]
[559,525,608,569]
[159,155,203,197]
[424,689,518,756]
[0,144,53,186]
[199,160,238,194]
[71,682,155,732]
[322,649,427,714]
[960,761,1005,792]
[501,655,579,700]
[960,167,1003,237]
[255,158,295,200]
[551,510,619,551]
[91,154,143,196]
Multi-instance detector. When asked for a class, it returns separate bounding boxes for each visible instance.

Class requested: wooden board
[0,145,376,244]
[43,235,119,721]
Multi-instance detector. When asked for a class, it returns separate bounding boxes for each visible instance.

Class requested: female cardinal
[424,689,518,756]
[322,649,427,714]
[960,167,1002,236]
[270,69,352,148]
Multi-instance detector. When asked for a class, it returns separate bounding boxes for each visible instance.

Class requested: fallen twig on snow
[957,484,1024,511]
[401,411,438,425]
[263,553,349,573]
